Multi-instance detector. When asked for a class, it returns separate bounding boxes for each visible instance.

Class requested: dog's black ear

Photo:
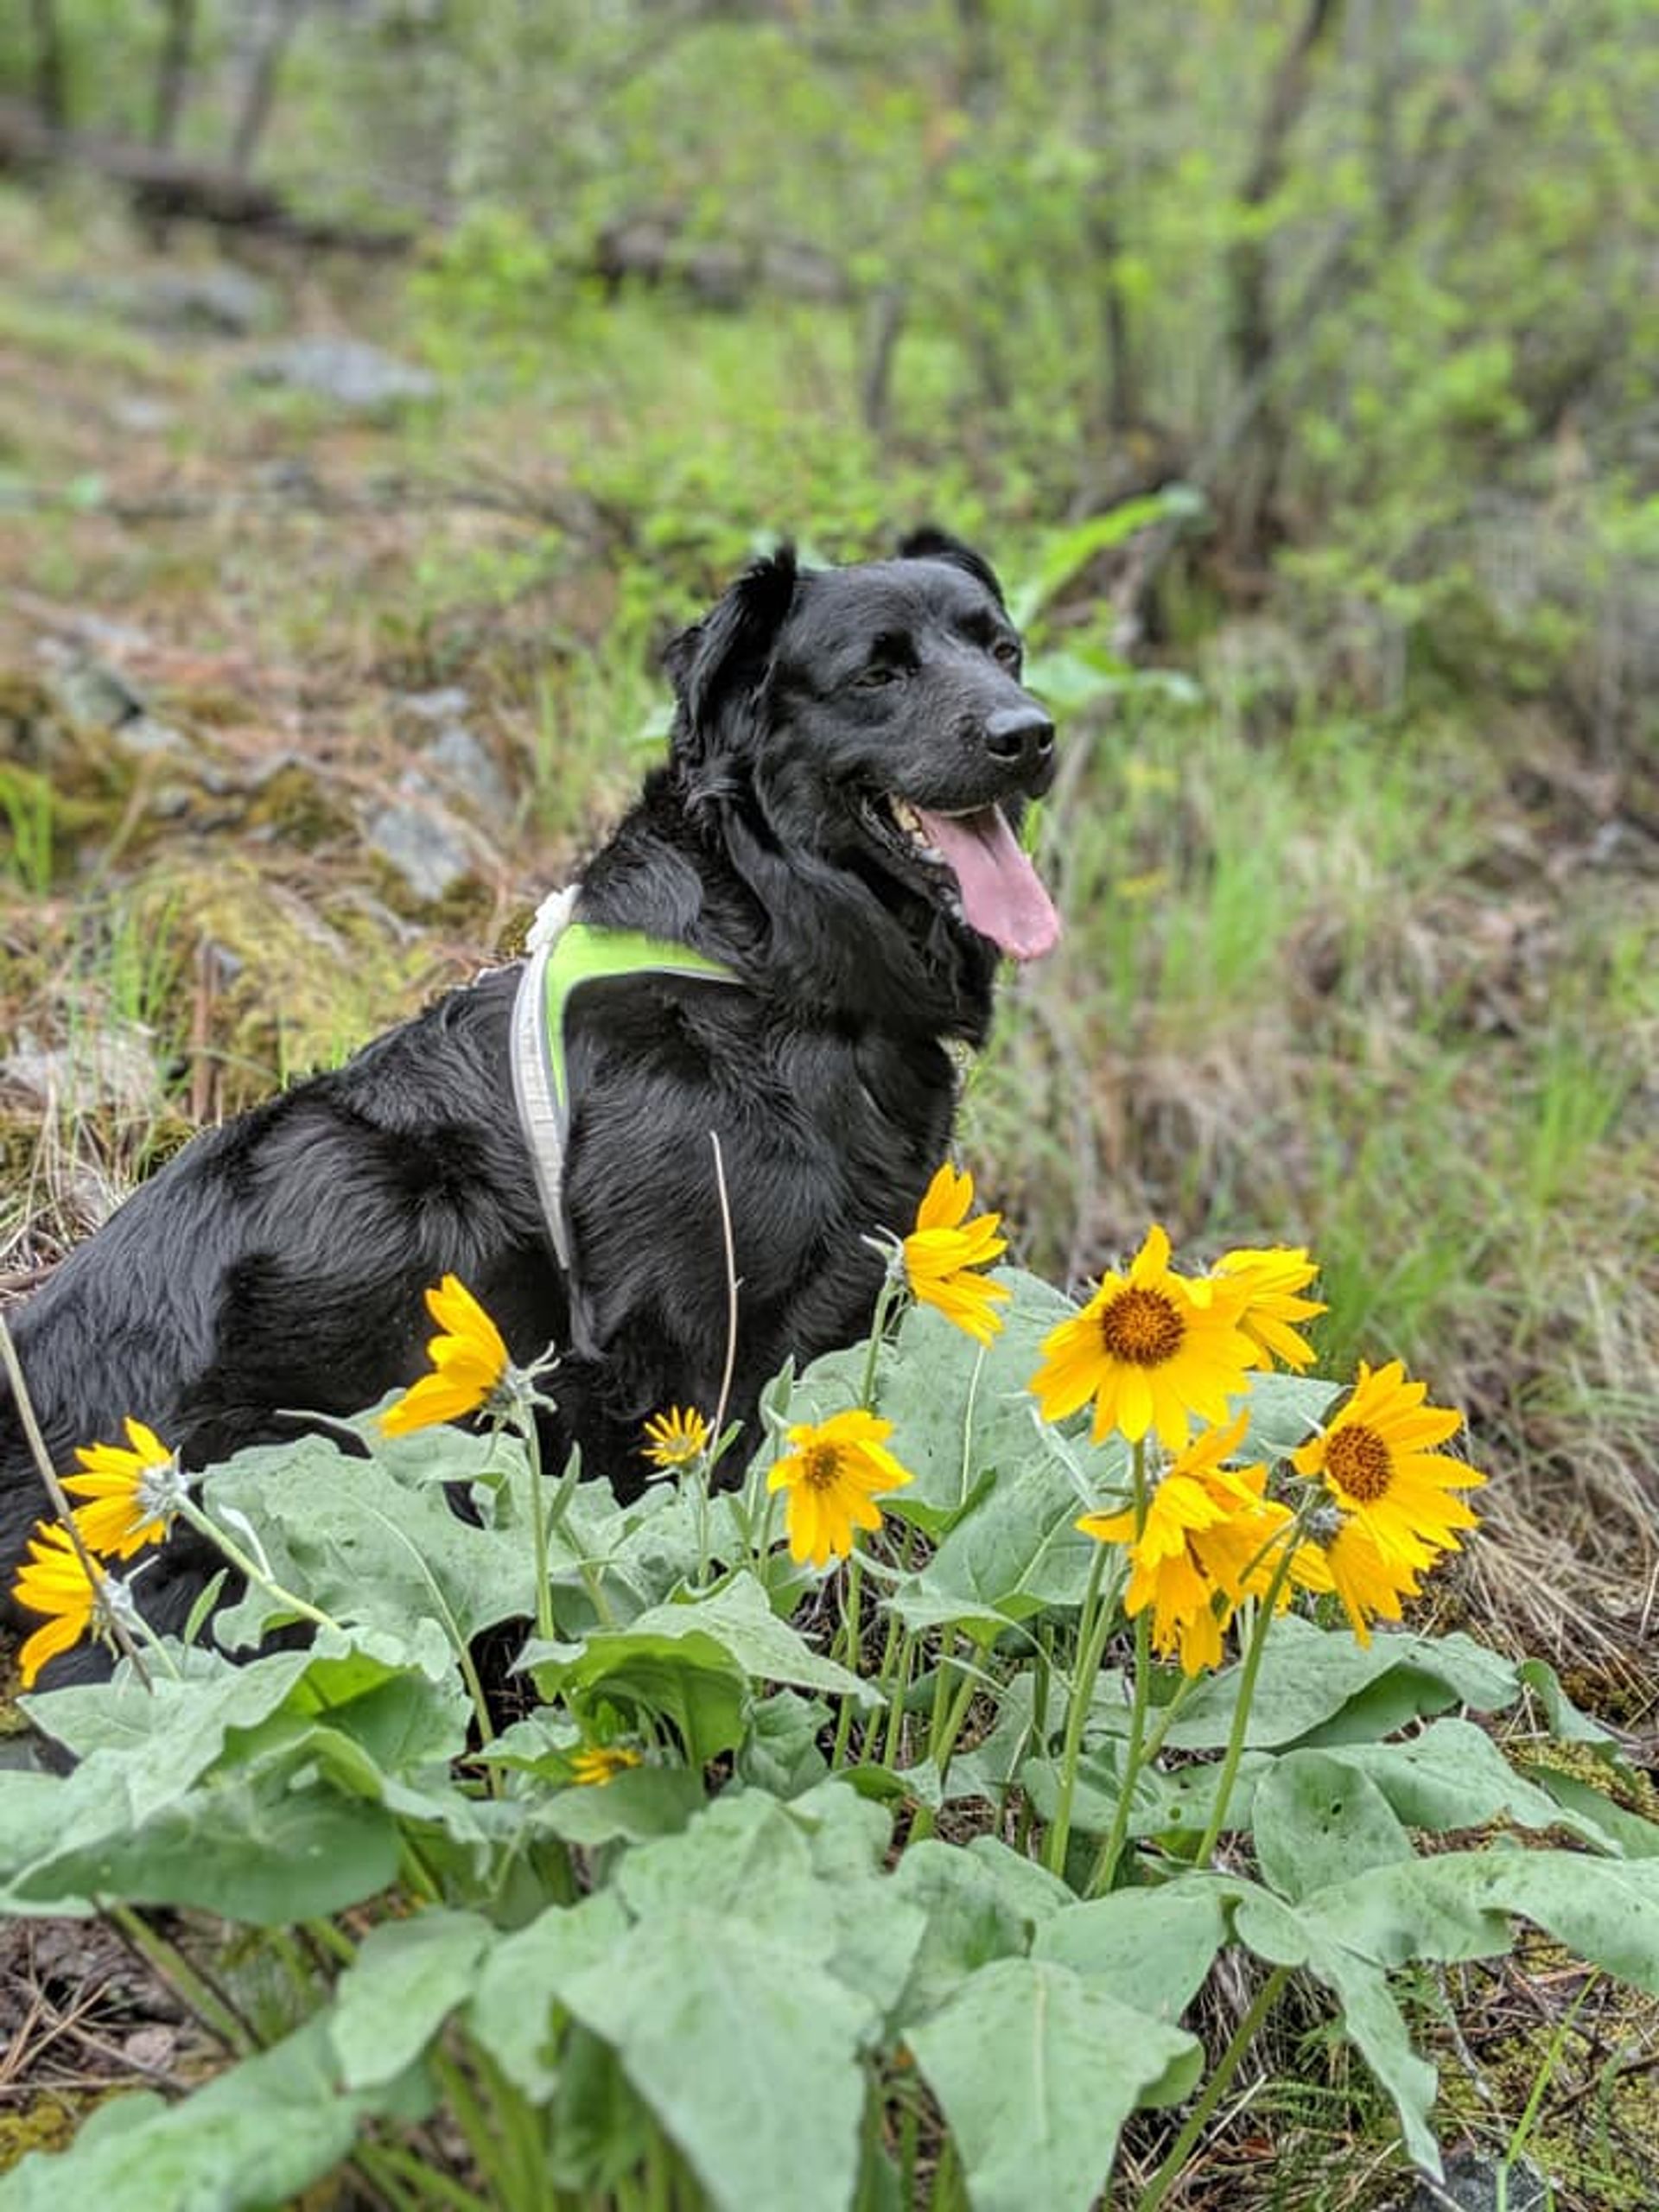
[898,527,1007,610]
[666,545,799,758]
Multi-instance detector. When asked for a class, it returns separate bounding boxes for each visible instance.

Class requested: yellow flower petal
[1030,1226,1257,1453]
[768,1409,914,1570]
[378,1275,512,1435]
[903,1162,1009,1345]
[642,1406,712,1469]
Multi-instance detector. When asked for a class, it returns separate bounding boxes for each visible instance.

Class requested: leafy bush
[4,1209,1654,2210]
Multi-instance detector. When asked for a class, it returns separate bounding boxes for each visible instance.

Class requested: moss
[1523,1738,1659,1823]
[1433,1936,1659,2209]
[0,2099,79,2175]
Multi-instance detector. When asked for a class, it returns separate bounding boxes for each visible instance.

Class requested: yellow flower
[1030,1224,1257,1451]
[1314,1517,1419,1648]
[902,1161,1011,1345]
[1078,1413,1300,1675]
[63,1416,181,1559]
[767,1408,914,1569]
[641,1406,712,1470]
[1291,1358,1484,1580]
[379,1275,512,1436]
[12,1521,110,1688]
[569,1745,644,1787]
[1211,1245,1325,1372]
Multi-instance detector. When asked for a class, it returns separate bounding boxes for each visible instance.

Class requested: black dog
[0,531,1059,1681]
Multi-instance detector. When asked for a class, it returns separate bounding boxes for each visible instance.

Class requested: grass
[0,182,1656,2207]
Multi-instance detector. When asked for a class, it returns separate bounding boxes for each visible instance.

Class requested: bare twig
[708,1131,741,1449]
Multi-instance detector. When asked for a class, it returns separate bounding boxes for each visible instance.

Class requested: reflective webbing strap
[509,910,740,1275]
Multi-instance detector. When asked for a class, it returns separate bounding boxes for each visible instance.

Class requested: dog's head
[665,531,1060,964]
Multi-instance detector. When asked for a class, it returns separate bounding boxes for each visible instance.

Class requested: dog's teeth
[889,796,923,837]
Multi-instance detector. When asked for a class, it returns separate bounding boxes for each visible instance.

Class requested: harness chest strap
[509,909,741,1276]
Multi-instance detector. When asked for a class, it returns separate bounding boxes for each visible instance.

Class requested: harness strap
[510,899,741,1276]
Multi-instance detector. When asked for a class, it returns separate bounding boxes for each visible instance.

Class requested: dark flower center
[1098,1287,1185,1367]
[1326,1424,1393,1502]
[801,1444,844,1492]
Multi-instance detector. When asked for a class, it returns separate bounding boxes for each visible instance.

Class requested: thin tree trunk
[229,0,306,175]
[29,0,68,130]
[860,283,907,439]
[152,0,199,151]
[1224,0,1344,550]
[1083,0,1137,438]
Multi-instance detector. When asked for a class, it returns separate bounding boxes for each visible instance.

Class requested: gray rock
[1390,2149,1549,2212]
[245,338,438,410]
[3,1024,165,1118]
[363,775,478,903]
[39,651,187,754]
[132,266,279,337]
[426,722,512,819]
[397,687,472,723]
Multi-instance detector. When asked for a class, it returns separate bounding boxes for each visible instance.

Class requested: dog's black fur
[0,531,1058,1682]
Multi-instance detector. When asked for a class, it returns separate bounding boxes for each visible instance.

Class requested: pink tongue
[915,805,1061,961]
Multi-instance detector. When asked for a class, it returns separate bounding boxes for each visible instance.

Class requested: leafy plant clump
[3,1192,1656,2212]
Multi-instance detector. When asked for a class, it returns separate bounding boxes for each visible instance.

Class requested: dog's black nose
[985,705,1055,772]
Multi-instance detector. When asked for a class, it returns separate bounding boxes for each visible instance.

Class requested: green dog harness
[509,892,741,1275]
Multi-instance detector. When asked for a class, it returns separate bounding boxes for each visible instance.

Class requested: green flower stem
[879,1625,918,1767]
[430,2046,531,2212]
[105,1901,257,2056]
[175,1497,340,1634]
[930,1641,986,1788]
[1134,1965,1290,2212]
[1044,1538,1115,1878]
[838,1545,866,1672]
[454,1638,500,1758]
[1086,1602,1151,1897]
[517,1411,556,1643]
[304,1916,359,1968]
[858,1272,906,1410]
[353,2139,493,2212]
[1192,1533,1299,1866]
[830,1544,868,1767]
[1086,1439,1153,1896]
[467,2037,552,2212]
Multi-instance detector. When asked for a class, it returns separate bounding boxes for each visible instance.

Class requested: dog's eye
[859,662,904,689]
[991,638,1022,671]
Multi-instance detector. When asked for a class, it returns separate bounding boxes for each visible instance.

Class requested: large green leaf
[1252,1750,1416,1903]
[18,1646,315,1808]
[613,1787,924,2024]
[0,1761,399,1923]
[1228,1881,1444,2173]
[467,1891,632,2100]
[561,1910,877,2212]
[0,2008,431,2210]
[206,1433,535,1651]
[527,1573,868,1764]
[1163,1616,1519,1751]
[1033,1880,1230,2025]
[894,1447,1103,1630]
[887,1839,1046,2023]
[907,1957,1201,2211]
[1306,1719,1618,1851]
[1299,1850,1659,1990]
[1230,1852,1659,2176]
[330,1909,494,2089]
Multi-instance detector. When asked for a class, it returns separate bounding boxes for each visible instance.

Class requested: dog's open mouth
[869,793,1061,962]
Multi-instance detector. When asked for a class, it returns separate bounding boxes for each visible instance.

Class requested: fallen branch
[0,98,416,256]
